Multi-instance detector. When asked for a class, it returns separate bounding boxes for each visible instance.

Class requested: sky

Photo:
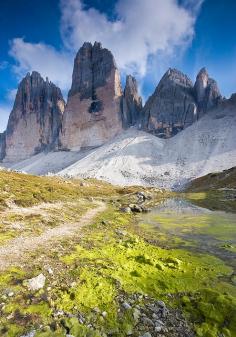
[0,0,236,132]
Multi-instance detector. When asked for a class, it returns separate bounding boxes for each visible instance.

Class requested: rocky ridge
[3,72,65,161]
[142,67,222,138]
[0,41,225,162]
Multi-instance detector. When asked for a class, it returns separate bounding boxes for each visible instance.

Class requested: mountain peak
[4,73,65,161]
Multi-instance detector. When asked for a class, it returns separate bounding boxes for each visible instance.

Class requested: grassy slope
[186,167,236,192]
[185,167,236,213]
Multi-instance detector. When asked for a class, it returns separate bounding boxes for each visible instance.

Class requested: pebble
[142,317,155,326]
[140,333,152,337]
[20,331,36,337]
[157,300,166,308]
[122,302,132,310]
[26,273,46,291]
[133,308,141,321]
[101,311,107,318]
[7,291,14,297]
[155,326,162,332]
[47,267,53,275]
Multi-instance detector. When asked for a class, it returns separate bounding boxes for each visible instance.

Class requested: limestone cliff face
[122,75,142,128]
[194,67,222,116]
[60,42,123,150]
[4,72,65,162]
[142,68,222,138]
[0,132,6,160]
[142,68,197,138]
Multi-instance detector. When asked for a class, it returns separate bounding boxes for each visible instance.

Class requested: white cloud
[60,0,202,76]
[9,38,73,92]
[0,104,11,132]
[8,0,203,95]
[0,61,8,70]
[6,89,17,102]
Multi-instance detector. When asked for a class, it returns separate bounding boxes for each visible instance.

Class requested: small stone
[47,267,53,275]
[157,300,166,308]
[54,310,64,317]
[27,274,46,291]
[101,311,107,318]
[142,317,155,326]
[7,291,14,297]
[120,207,131,213]
[20,331,36,337]
[140,333,152,337]
[93,307,100,313]
[155,326,162,332]
[115,229,128,236]
[122,302,132,310]
[133,308,141,321]
[155,320,164,326]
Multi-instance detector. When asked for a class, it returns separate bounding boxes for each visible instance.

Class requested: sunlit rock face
[122,75,143,128]
[142,68,198,138]
[60,42,123,151]
[4,72,65,162]
[194,67,222,117]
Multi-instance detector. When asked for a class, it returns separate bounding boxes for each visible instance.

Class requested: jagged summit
[4,72,65,161]
[60,41,123,151]
[0,42,228,163]
[142,66,222,138]
[163,68,194,87]
[69,41,119,99]
[142,68,197,138]
[194,67,222,115]
[122,75,142,127]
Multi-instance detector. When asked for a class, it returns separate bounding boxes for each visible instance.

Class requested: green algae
[55,207,235,336]
[1,199,236,336]
[181,289,236,337]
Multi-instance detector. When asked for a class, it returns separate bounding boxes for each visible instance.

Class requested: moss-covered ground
[0,170,235,337]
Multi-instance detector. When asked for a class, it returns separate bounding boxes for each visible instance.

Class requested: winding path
[0,201,106,271]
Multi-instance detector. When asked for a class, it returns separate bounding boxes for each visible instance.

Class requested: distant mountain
[4,94,236,189]
[0,41,231,168]
[142,67,222,138]
[2,72,65,162]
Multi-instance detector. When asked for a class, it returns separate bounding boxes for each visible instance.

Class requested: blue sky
[0,0,236,131]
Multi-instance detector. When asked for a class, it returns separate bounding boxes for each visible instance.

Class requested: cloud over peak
[60,0,200,76]
[9,0,203,92]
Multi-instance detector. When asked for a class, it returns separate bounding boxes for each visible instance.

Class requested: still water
[139,198,236,270]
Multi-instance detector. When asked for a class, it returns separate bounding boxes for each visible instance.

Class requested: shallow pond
[139,198,236,271]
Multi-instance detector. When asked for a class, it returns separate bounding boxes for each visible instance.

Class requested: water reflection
[140,198,236,270]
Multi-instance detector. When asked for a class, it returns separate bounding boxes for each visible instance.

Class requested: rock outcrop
[142,67,222,138]
[122,75,142,128]
[4,72,65,162]
[142,68,197,138]
[60,42,123,151]
[194,67,222,116]
[0,132,6,160]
